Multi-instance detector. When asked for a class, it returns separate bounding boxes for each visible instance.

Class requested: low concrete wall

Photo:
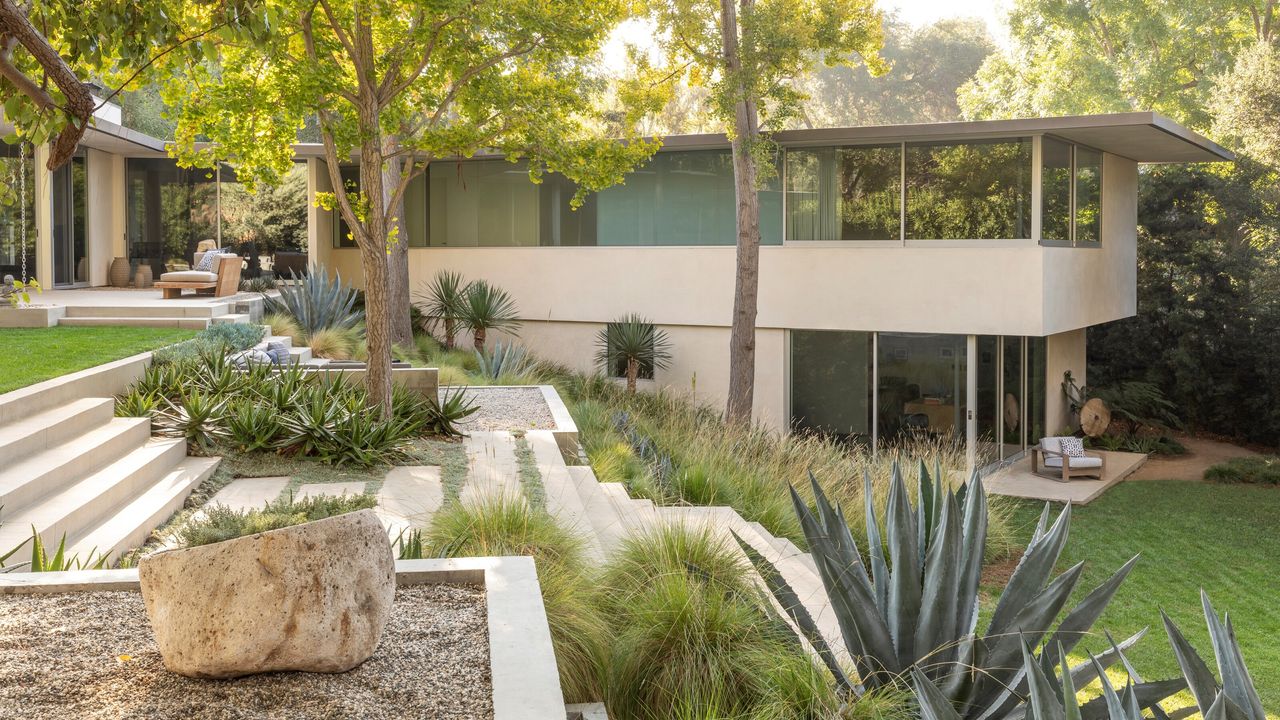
[0,305,65,328]
[0,556,567,720]
[0,349,152,425]
[308,366,440,398]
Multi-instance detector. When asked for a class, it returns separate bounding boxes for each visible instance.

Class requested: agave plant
[457,279,521,351]
[415,270,468,350]
[154,391,231,455]
[594,314,672,394]
[739,464,1161,719]
[914,591,1264,720]
[475,341,532,382]
[5,528,110,572]
[426,385,480,436]
[266,263,363,337]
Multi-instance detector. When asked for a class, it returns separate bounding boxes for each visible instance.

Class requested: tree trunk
[382,136,414,349]
[627,357,638,394]
[474,326,486,352]
[444,318,456,350]
[720,0,762,425]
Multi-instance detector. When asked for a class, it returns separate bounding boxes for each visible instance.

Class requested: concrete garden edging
[0,556,568,720]
[0,349,154,425]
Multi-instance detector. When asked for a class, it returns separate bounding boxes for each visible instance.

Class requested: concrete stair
[0,394,219,569]
[57,300,253,330]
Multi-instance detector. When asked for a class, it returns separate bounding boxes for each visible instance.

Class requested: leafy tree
[1211,40,1280,168]
[162,0,660,416]
[0,1,253,170]
[796,16,994,128]
[957,0,1272,129]
[646,0,885,423]
[221,164,308,256]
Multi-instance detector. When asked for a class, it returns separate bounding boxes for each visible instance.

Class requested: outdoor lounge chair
[155,252,242,299]
[1031,436,1106,481]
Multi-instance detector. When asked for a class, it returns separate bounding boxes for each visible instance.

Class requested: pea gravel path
[0,584,492,720]
[456,386,556,431]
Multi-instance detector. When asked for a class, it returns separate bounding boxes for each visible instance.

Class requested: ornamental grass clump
[424,497,605,703]
[595,524,852,720]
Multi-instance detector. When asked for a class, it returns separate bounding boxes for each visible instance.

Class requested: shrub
[239,276,277,293]
[151,324,265,365]
[278,381,420,465]
[153,391,230,455]
[597,524,841,720]
[425,385,479,436]
[177,493,377,547]
[226,400,285,452]
[594,314,672,394]
[436,364,471,386]
[424,497,605,703]
[414,270,468,350]
[474,341,535,384]
[266,264,363,336]
[1204,455,1280,484]
[114,388,158,418]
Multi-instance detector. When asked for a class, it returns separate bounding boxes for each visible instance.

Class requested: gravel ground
[455,386,556,431]
[0,584,492,720]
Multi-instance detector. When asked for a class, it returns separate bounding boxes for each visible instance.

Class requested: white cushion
[1040,436,1065,453]
[160,270,218,283]
[1044,455,1103,469]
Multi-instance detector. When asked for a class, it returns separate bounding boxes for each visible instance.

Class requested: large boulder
[138,508,396,679]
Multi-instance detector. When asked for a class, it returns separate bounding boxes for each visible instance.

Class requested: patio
[983,450,1149,504]
[28,287,266,328]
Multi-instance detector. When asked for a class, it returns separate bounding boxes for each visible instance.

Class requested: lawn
[0,326,197,394]
[999,481,1280,712]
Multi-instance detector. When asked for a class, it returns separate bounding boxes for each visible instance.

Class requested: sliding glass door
[52,153,87,287]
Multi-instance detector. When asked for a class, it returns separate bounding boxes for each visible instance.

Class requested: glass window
[430,160,539,247]
[905,139,1031,240]
[1026,336,1047,442]
[1040,138,1072,243]
[790,330,872,440]
[0,143,35,281]
[1075,147,1102,244]
[597,149,782,246]
[876,333,968,442]
[785,145,900,241]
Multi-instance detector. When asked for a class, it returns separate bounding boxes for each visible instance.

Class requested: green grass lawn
[0,326,197,395]
[998,481,1280,712]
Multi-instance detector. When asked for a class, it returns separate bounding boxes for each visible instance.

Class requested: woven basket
[109,257,131,287]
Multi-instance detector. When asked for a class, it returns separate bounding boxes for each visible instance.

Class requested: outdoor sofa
[155,251,242,299]
[1031,436,1106,481]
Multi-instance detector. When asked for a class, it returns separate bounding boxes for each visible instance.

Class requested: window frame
[1038,135,1104,248]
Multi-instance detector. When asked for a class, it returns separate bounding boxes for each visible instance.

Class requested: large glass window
[1026,336,1047,442]
[597,149,782,246]
[1075,147,1102,243]
[1040,138,1072,243]
[0,143,36,281]
[789,330,873,441]
[905,139,1031,240]
[785,145,900,241]
[52,154,87,286]
[877,333,968,442]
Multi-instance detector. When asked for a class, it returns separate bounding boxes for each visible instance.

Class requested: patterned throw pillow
[194,250,231,273]
[1059,437,1086,457]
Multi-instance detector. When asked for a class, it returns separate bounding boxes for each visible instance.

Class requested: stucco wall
[1045,328,1087,434]
[86,148,121,286]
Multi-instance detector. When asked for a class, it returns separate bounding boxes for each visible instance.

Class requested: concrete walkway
[461,431,521,504]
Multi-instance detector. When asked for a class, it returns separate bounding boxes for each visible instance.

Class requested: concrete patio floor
[40,287,250,310]
[983,450,1148,504]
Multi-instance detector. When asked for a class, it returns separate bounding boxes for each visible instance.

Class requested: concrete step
[0,439,186,561]
[0,417,151,513]
[69,456,221,564]
[210,313,251,325]
[0,397,114,460]
[597,483,658,536]
[566,466,630,556]
[527,431,604,563]
[58,316,210,330]
[747,521,818,576]
[62,303,231,319]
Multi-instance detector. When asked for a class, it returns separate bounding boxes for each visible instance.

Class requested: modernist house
[3,109,1231,468]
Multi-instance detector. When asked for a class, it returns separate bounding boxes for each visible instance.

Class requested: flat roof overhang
[289,111,1232,165]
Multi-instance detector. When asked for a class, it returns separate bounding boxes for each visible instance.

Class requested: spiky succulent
[739,462,1172,718]
[266,263,363,336]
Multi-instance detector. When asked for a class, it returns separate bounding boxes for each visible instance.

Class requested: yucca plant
[425,385,480,436]
[741,464,1157,719]
[154,391,230,455]
[914,591,1264,720]
[458,279,521,351]
[595,314,672,394]
[475,340,533,382]
[415,269,468,350]
[266,263,363,336]
[226,400,284,452]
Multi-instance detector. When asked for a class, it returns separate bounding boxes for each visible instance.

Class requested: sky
[602,0,1010,72]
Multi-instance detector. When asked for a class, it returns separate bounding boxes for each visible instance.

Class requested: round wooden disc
[1080,397,1111,437]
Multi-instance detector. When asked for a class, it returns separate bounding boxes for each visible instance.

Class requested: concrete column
[86,148,117,286]
[1045,328,1087,435]
[33,144,52,285]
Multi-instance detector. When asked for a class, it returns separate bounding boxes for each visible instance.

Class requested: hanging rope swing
[18,140,28,283]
